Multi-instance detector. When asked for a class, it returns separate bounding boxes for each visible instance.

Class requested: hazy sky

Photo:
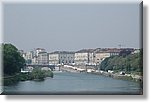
[4,3,141,52]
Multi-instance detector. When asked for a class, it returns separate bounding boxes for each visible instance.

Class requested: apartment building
[48,51,75,65]
[74,49,94,65]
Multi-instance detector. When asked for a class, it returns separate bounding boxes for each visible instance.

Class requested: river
[3,72,142,95]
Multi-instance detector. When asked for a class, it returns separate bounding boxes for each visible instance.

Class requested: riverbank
[75,65,142,82]
[60,66,81,73]
[3,70,54,86]
[60,65,142,83]
[90,71,143,83]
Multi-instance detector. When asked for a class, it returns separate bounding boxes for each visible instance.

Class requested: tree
[100,50,142,73]
[3,43,25,75]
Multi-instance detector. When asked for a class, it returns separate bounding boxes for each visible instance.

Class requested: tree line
[100,49,143,74]
[2,43,54,85]
[2,43,25,75]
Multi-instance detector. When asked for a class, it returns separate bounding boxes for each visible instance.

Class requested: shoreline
[60,66,143,83]
[3,70,54,86]
[89,71,143,83]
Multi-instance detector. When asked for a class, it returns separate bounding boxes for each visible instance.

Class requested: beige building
[94,48,121,64]
[94,52,111,64]
[74,49,94,65]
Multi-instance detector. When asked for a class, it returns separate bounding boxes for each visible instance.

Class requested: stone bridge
[26,64,55,71]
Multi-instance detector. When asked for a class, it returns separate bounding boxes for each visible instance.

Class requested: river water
[3,72,141,95]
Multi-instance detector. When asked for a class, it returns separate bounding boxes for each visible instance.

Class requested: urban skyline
[20,47,138,66]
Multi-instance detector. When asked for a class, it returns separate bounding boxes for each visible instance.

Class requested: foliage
[30,69,45,80]
[3,43,25,75]
[4,69,54,85]
[29,69,53,80]
[100,50,143,73]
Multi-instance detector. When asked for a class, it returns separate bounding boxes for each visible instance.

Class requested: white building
[26,51,34,60]
[38,52,48,64]
[32,56,38,64]
[59,52,74,64]
[22,51,34,64]
[48,53,59,65]
[35,48,45,56]
[48,51,75,65]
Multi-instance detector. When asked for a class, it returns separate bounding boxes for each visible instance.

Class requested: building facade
[48,53,59,65]
[38,52,48,64]
[94,48,121,64]
[94,52,111,64]
[35,48,45,56]
[48,51,74,65]
[74,49,94,65]
[59,52,74,64]
[32,56,38,64]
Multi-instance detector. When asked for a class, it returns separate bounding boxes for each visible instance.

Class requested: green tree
[3,43,25,75]
[100,50,142,73]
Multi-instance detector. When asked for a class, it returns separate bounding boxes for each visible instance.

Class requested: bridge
[26,64,55,71]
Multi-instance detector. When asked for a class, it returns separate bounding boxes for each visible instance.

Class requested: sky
[3,3,141,52]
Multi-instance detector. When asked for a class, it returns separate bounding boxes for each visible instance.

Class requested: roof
[49,51,75,54]
[38,51,47,54]
[36,48,45,50]
[95,48,134,53]
[75,49,95,53]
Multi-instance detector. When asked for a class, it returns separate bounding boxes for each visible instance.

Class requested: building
[59,51,75,64]
[48,52,59,65]
[48,51,75,65]
[38,52,48,64]
[74,49,94,65]
[20,48,47,65]
[35,48,45,56]
[32,56,38,64]
[119,48,134,56]
[26,51,34,60]
[94,51,111,64]
[94,48,122,64]
[22,51,34,64]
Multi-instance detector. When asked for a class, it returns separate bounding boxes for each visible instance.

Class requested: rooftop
[36,48,45,50]
[38,51,47,54]
[49,51,75,54]
[75,49,95,53]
